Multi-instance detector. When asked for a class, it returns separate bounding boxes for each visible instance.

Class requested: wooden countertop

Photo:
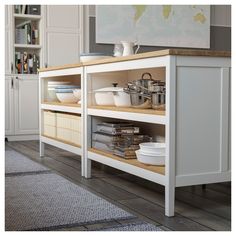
[38,49,231,72]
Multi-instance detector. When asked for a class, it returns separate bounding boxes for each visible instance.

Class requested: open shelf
[88,148,165,175]
[14,44,42,49]
[41,102,81,114]
[88,105,166,124]
[41,135,82,155]
[14,13,41,20]
[88,148,166,185]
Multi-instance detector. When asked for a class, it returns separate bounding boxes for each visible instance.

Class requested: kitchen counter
[38,49,231,72]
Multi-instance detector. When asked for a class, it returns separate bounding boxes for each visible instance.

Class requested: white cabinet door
[5,76,14,135]
[14,76,39,134]
[44,5,81,67]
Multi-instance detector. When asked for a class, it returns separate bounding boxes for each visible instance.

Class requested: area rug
[101,222,163,231]
[5,150,50,176]
[5,172,135,231]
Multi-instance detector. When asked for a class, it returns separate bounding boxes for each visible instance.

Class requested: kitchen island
[38,49,231,216]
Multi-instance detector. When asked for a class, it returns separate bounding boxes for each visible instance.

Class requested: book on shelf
[22,5,26,14]
[15,52,39,74]
[15,20,39,45]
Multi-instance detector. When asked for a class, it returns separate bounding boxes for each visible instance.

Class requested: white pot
[94,87,115,106]
[94,86,131,107]
[113,88,131,107]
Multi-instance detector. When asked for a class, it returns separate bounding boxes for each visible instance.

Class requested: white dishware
[135,150,165,165]
[139,142,166,154]
[56,92,79,103]
[94,86,131,107]
[80,53,112,62]
[113,44,123,57]
[73,89,82,101]
[94,87,115,106]
[121,41,140,56]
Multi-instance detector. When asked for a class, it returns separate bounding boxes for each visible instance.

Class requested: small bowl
[73,89,82,100]
[139,142,165,154]
[136,150,165,165]
[56,92,79,103]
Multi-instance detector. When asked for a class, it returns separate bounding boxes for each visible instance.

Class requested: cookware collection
[93,72,165,110]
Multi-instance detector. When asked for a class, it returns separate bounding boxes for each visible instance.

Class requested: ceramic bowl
[56,92,79,103]
[135,150,165,165]
[73,89,82,100]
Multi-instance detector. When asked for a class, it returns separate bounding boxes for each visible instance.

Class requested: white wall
[89,5,231,27]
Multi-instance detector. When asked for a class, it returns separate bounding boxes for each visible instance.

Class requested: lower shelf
[88,148,166,185]
[41,135,82,155]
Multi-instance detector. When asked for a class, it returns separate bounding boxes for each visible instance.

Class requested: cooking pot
[94,83,131,107]
[151,92,165,109]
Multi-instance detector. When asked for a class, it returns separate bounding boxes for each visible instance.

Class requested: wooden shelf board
[88,148,165,175]
[14,44,41,49]
[14,13,41,20]
[42,135,81,148]
[42,101,81,108]
[88,105,165,116]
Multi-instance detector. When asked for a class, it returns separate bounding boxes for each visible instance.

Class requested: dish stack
[47,81,81,103]
[92,122,151,159]
[136,142,165,165]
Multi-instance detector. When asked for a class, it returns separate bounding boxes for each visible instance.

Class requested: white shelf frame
[83,55,175,216]
[38,53,231,217]
[39,67,84,176]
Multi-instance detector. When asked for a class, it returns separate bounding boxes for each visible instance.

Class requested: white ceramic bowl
[73,89,82,100]
[56,92,79,103]
[80,55,112,62]
[139,142,165,154]
[135,150,165,165]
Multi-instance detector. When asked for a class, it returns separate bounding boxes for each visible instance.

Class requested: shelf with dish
[88,148,165,184]
[86,67,166,122]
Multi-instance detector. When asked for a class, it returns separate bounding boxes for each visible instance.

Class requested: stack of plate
[135,142,165,165]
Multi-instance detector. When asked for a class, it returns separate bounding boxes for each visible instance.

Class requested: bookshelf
[13,5,41,74]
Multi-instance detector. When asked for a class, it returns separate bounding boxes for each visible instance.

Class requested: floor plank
[5,141,231,231]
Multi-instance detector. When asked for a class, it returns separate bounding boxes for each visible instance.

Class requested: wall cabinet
[5,76,14,135]
[5,5,84,140]
[44,5,81,67]
[5,76,39,140]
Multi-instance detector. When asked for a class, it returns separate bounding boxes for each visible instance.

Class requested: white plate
[139,142,165,154]
[136,150,165,165]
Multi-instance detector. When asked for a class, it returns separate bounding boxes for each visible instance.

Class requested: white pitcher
[121,41,140,56]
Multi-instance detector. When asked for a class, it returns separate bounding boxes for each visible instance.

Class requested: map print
[96,5,210,48]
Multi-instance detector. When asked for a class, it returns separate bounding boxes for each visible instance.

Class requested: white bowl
[136,150,165,165]
[139,142,165,154]
[56,92,79,103]
[73,89,82,100]
[80,55,112,62]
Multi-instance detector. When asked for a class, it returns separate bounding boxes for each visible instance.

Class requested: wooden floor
[5,140,231,231]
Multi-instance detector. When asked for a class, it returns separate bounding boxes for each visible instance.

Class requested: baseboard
[6,135,39,141]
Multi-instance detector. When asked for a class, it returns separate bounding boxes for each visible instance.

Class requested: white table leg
[84,158,91,178]
[39,140,45,157]
[165,185,175,217]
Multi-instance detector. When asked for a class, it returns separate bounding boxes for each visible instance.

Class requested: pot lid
[94,86,124,92]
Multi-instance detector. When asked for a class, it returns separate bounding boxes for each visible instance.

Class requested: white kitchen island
[39,49,231,217]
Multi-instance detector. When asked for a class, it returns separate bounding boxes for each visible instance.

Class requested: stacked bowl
[135,142,165,165]
[47,81,81,103]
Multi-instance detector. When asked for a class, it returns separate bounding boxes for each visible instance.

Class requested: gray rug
[5,172,134,231]
[101,222,163,231]
[5,150,50,175]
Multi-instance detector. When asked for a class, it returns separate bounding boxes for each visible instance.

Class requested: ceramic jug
[121,41,140,56]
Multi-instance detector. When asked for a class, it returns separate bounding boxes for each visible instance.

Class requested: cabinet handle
[11,63,13,73]
[11,77,14,89]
